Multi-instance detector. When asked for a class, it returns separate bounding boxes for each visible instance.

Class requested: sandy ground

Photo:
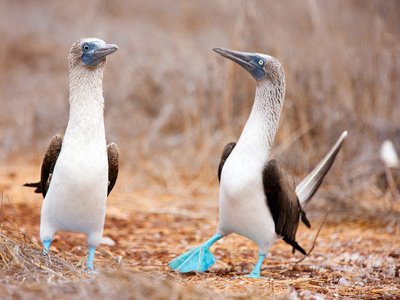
[1,161,399,299]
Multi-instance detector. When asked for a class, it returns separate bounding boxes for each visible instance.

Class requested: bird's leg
[86,245,98,274]
[43,239,52,255]
[169,233,223,273]
[201,234,222,252]
[245,254,265,279]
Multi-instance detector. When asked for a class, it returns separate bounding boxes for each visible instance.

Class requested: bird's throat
[238,81,285,156]
[66,66,106,142]
[70,65,104,101]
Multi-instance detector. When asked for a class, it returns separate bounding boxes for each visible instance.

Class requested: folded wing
[263,159,310,255]
[218,142,236,182]
[106,142,119,195]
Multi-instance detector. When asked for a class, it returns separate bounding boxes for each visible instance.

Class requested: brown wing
[40,135,63,197]
[107,142,119,196]
[218,142,236,182]
[24,135,63,195]
[262,159,311,255]
[24,135,63,197]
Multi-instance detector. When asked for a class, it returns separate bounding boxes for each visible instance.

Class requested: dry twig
[278,210,329,274]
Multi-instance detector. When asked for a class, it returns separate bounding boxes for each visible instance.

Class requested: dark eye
[83,44,90,50]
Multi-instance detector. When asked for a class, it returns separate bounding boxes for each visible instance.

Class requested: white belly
[40,139,108,246]
[217,149,278,253]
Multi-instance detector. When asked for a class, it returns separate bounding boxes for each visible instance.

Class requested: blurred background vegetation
[0,0,399,217]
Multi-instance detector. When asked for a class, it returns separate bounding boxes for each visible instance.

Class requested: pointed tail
[296,131,348,206]
[23,182,42,194]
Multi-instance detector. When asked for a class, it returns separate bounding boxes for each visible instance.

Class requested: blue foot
[86,266,100,275]
[169,245,216,273]
[43,239,52,255]
[245,254,265,279]
[169,234,223,273]
[245,272,261,279]
[86,245,98,273]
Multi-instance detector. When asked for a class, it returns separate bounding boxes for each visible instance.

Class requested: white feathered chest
[40,67,108,244]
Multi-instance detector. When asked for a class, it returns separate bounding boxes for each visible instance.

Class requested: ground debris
[1,200,399,299]
[0,229,83,283]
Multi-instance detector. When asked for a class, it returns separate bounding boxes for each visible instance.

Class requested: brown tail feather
[283,237,307,255]
[301,210,311,228]
[23,182,42,194]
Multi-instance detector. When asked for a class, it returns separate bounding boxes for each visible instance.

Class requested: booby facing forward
[24,38,119,272]
[169,48,347,278]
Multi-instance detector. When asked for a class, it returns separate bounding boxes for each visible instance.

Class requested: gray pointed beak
[213,47,266,80]
[213,47,254,70]
[91,43,118,60]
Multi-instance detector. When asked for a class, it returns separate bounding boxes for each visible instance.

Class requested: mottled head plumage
[256,53,284,84]
[68,38,118,69]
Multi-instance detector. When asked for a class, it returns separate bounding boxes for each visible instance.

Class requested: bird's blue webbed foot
[169,234,223,273]
[43,239,52,255]
[245,272,261,279]
[86,245,99,274]
[245,254,265,279]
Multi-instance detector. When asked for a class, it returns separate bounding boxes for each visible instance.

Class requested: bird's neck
[238,79,285,157]
[65,66,106,142]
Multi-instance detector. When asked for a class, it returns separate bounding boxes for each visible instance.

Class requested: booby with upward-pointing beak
[24,38,119,272]
[169,48,347,278]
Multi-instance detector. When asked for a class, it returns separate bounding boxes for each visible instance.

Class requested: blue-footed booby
[169,48,347,278]
[24,38,119,272]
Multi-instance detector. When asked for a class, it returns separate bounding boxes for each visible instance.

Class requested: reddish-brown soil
[1,162,399,299]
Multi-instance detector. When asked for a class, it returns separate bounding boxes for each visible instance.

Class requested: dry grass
[1,0,400,299]
[1,1,399,177]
